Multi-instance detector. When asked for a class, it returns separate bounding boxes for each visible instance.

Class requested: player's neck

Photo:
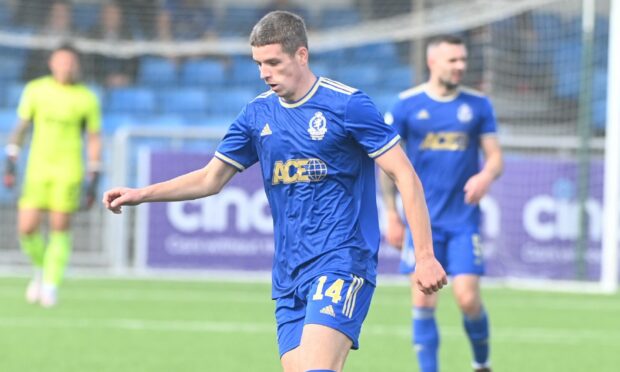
[286,72,317,103]
[426,80,459,99]
[53,77,76,86]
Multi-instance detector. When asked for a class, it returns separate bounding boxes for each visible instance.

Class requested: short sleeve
[215,106,258,171]
[384,98,408,141]
[344,92,400,159]
[480,97,498,135]
[85,90,102,133]
[17,82,35,121]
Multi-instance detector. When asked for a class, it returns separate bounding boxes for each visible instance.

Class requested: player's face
[252,43,307,101]
[49,50,80,84]
[429,43,467,90]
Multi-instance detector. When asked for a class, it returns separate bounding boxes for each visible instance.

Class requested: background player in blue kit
[380,35,503,372]
[102,11,447,372]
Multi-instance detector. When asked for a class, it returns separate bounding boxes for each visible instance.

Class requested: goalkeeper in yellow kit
[2,44,102,308]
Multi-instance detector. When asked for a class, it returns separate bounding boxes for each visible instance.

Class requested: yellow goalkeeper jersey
[18,76,101,182]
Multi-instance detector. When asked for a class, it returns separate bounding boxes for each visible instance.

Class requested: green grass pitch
[0,276,618,371]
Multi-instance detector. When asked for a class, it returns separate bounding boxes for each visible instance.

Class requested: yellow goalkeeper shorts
[19,178,82,213]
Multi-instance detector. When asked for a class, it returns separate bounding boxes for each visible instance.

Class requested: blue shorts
[275,272,375,357]
[399,225,485,276]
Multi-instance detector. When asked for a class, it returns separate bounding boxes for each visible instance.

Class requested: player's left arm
[344,92,446,293]
[84,93,103,208]
[84,131,102,207]
[463,134,503,205]
[376,146,447,294]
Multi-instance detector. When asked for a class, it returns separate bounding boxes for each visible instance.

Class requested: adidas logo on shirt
[416,109,430,119]
[320,305,336,317]
[260,123,272,136]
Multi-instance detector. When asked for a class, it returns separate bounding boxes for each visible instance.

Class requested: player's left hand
[414,257,447,295]
[463,171,493,205]
[3,156,16,189]
[84,171,100,210]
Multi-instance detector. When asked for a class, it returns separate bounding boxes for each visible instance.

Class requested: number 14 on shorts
[311,274,366,319]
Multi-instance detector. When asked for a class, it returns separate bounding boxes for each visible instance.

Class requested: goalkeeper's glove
[84,170,100,210]
[3,144,19,188]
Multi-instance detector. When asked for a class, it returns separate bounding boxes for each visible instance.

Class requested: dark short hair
[52,42,80,57]
[249,11,308,56]
[427,34,465,49]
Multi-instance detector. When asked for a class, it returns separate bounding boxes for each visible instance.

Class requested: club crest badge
[308,112,327,140]
[457,103,473,124]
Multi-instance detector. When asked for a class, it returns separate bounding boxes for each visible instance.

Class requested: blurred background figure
[157,0,217,41]
[44,0,73,37]
[261,0,305,17]
[12,0,49,31]
[119,0,160,40]
[381,35,503,372]
[87,0,137,87]
[22,0,74,81]
[2,45,102,308]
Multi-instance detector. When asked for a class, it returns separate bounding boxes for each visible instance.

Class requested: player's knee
[18,217,40,235]
[305,370,336,372]
[18,228,38,237]
[456,292,481,315]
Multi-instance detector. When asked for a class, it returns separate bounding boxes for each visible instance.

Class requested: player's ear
[296,46,309,65]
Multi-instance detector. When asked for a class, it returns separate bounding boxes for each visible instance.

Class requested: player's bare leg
[49,210,71,231]
[18,208,44,303]
[452,274,482,316]
[280,324,351,372]
[452,274,491,371]
[18,208,42,235]
[281,347,300,372]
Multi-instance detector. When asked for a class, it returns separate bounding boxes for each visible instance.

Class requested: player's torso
[244,82,378,295]
[26,78,93,178]
[252,94,362,187]
[400,89,486,225]
[403,91,483,188]
[249,87,369,238]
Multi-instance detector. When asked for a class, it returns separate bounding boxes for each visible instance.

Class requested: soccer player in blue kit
[380,35,503,372]
[102,11,447,372]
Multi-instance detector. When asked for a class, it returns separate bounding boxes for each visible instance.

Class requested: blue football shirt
[216,77,400,298]
[385,84,498,228]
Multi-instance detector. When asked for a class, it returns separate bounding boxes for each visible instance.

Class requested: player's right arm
[103,157,238,214]
[3,118,32,188]
[4,80,37,188]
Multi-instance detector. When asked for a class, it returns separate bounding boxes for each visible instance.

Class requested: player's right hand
[3,156,16,189]
[102,187,142,214]
[385,210,405,249]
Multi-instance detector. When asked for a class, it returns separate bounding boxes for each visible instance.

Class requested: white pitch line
[0,287,618,313]
[0,317,618,346]
[0,287,269,304]
[0,317,274,334]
